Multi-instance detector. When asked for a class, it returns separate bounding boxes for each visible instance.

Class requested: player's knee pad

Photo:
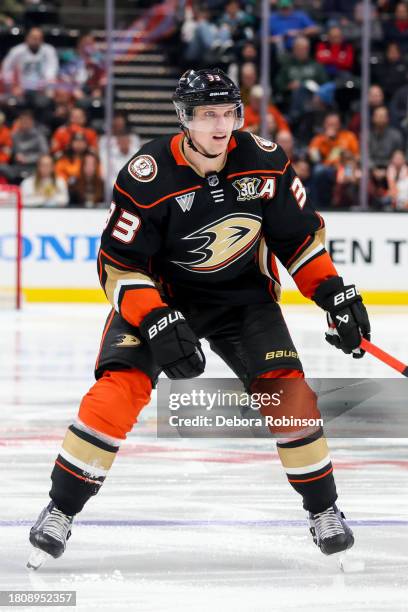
[250,369,322,439]
[78,368,153,439]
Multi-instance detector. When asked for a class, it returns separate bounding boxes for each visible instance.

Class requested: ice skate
[27,501,73,570]
[308,503,354,556]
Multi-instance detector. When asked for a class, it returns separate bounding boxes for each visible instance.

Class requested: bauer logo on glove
[313,276,371,359]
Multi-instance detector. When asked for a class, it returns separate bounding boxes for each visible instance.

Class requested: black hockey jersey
[98,131,337,327]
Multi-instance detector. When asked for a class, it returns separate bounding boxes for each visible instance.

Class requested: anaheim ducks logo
[113,334,141,348]
[172,213,262,273]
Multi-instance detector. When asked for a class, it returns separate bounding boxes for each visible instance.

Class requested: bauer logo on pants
[128,155,158,182]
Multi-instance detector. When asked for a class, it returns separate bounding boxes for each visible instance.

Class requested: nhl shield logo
[207,174,219,187]
[176,191,195,212]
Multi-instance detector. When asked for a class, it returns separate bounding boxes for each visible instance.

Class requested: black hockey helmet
[173,68,244,130]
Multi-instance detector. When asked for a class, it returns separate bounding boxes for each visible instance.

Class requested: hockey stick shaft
[360,338,408,377]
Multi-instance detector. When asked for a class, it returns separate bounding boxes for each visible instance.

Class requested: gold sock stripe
[277,436,329,469]
[62,429,117,472]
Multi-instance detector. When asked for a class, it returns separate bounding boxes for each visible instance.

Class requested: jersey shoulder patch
[115,134,189,210]
[128,154,157,182]
[250,133,278,152]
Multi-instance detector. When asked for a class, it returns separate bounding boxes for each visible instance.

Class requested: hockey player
[28,68,370,569]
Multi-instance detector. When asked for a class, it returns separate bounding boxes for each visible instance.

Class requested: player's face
[189,104,236,155]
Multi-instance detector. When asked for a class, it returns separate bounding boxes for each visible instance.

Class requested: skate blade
[26,548,52,571]
[337,551,365,573]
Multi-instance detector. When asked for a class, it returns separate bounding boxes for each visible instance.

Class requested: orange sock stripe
[55,459,103,485]
[288,466,333,484]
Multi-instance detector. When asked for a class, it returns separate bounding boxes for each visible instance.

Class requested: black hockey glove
[139,307,206,379]
[313,276,371,359]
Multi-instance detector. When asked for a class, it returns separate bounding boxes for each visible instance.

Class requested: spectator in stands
[340,2,383,49]
[389,82,408,133]
[348,84,385,135]
[384,2,408,52]
[372,42,408,101]
[309,112,360,166]
[51,107,98,157]
[0,112,12,165]
[269,0,320,53]
[59,33,106,110]
[12,110,48,171]
[291,81,337,145]
[244,84,290,134]
[315,26,354,77]
[275,36,327,121]
[369,106,404,169]
[292,156,312,197]
[48,89,73,135]
[1,28,59,120]
[238,41,259,64]
[239,62,258,105]
[68,152,104,208]
[100,133,135,184]
[333,150,361,207]
[308,112,359,207]
[386,149,408,209]
[55,132,89,183]
[99,112,141,157]
[21,154,68,207]
[276,129,295,158]
[1,110,49,183]
[184,6,233,67]
[219,0,255,40]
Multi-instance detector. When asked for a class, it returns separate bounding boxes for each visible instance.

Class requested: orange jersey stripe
[227,159,290,179]
[292,252,338,299]
[115,181,202,210]
[120,287,167,327]
[99,248,140,271]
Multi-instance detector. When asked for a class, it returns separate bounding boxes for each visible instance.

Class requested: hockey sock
[49,368,152,515]
[277,427,337,514]
[251,369,337,513]
[50,422,120,515]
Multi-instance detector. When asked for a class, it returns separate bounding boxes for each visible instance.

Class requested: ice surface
[1,305,407,611]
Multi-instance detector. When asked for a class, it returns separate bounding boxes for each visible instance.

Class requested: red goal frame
[0,185,22,309]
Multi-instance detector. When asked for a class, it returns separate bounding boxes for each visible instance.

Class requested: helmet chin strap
[182,127,223,159]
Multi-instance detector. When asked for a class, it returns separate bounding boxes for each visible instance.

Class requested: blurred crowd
[0,18,138,209]
[176,0,408,210]
[0,0,408,210]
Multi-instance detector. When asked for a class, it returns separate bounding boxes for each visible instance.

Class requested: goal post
[0,185,22,309]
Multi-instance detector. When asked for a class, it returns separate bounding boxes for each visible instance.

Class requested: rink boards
[0,209,407,304]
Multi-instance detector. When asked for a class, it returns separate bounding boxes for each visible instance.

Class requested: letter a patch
[176,191,195,212]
